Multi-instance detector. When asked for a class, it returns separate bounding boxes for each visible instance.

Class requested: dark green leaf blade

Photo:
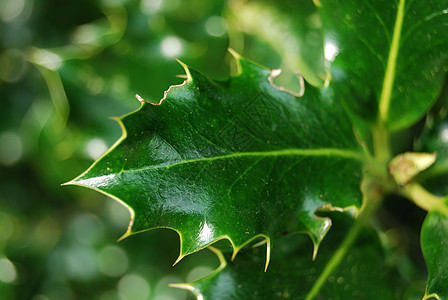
[415,112,448,195]
[421,209,448,299]
[415,113,448,298]
[319,0,448,131]
[174,213,405,299]
[67,56,365,264]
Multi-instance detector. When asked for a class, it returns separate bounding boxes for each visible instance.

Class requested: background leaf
[3,0,445,298]
[175,212,406,300]
[69,57,365,263]
[421,210,448,299]
[415,111,448,195]
[414,110,448,298]
[0,0,232,298]
[319,0,448,130]
[228,0,326,88]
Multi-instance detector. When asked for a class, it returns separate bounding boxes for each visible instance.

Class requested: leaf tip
[169,283,204,300]
[228,48,242,74]
[175,58,192,82]
[423,293,441,300]
[240,235,271,271]
[264,237,271,272]
[227,47,241,60]
[304,219,332,261]
[173,252,186,266]
[117,226,132,242]
[149,60,193,106]
[61,175,84,188]
[312,242,319,261]
[230,247,239,262]
[135,94,148,103]
[170,247,226,300]
[208,246,227,269]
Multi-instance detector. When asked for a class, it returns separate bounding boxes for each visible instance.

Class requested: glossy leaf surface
[176,213,404,299]
[421,210,448,299]
[319,0,448,130]
[68,57,365,263]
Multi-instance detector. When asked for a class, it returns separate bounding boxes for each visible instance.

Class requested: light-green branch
[378,0,406,122]
[401,183,448,216]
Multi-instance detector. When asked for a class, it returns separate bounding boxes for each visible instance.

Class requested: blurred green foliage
[0,0,245,298]
[6,0,428,299]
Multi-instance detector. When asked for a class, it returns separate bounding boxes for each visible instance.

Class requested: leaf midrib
[378,0,406,122]
[117,148,365,174]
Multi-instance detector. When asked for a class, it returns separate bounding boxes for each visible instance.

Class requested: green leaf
[172,213,405,300]
[421,210,448,299]
[67,55,365,266]
[319,0,448,130]
[415,113,448,298]
[229,0,326,87]
[415,113,448,195]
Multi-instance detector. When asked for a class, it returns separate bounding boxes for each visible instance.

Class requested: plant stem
[372,124,391,164]
[378,0,405,122]
[373,0,405,166]
[305,192,380,300]
[401,183,448,216]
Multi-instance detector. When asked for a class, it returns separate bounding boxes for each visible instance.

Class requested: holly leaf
[229,0,326,87]
[172,212,405,299]
[421,209,448,299]
[414,112,448,298]
[415,112,448,195]
[319,0,448,130]
[67,54,365,266]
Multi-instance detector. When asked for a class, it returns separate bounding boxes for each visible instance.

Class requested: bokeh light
[160,36,183,57]
[0,0,287,298]
[118,273,151,300]
[0,131,23,166]
[97,245,129,277]
[205,16,227,37]
[0,257,17,283]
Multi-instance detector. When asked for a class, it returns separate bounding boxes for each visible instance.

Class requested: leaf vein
[362,0,392,43]
[341,18,386,68]
[227,157,264,200]
[117,148,364,175]
[401,8,448,44]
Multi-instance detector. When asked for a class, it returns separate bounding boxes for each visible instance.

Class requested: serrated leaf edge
[64,51,364,273]
[169,246,227,300]
[135,58,192,105]
[423,292,441,299]
[62,54,272,270]
[169,205,361,300]
[268,68,305,97]
[173,233,271,272]
[310,203,359,259]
